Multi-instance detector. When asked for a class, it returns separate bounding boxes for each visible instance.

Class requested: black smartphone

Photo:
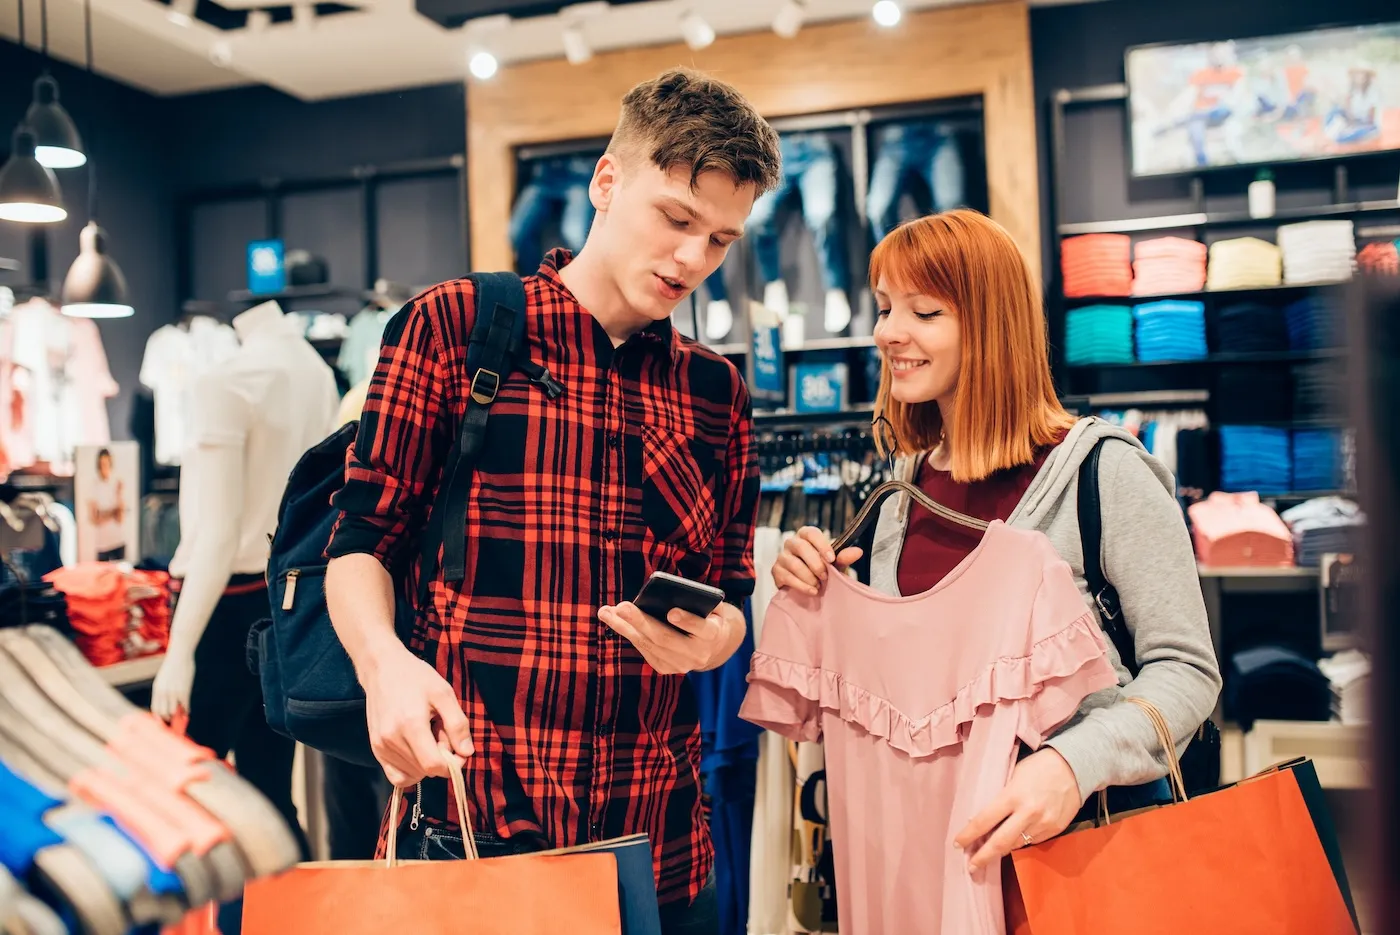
[633,572,725,634]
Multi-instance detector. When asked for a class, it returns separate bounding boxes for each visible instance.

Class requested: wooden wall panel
[466,0,1041,279]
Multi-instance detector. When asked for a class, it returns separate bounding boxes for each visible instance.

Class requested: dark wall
[1031,0,1400,277]
[0,40,176,441]
[166,82,467,307]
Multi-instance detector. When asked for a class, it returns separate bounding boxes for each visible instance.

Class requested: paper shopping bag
[1006,701,1358,935]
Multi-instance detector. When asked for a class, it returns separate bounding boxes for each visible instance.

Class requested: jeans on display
[866,120,966,241]
[749,133,849,292]
[509,155,597,270]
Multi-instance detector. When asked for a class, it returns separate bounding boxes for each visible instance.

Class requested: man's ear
[591,152,623,212]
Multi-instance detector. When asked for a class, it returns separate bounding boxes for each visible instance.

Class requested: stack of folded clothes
[1065,305,1134,364]
[43,564,171,667]
[1357,240,1399,275]
[1284,294,1345,350]
[1218,425,1292,494]
[1292,361,1347,421]
[1225,645,1334,730]
[1277,220,1356,285]
[1281,496,1365,566]
[1215,365,1293,424]
[1132,300,1208,361]
[1132,236,1207,295]
[1318,650,1370,725]
[1215,302,1289,353]
[1292,428,1345,492]
[1061,234,1133,297]
[1207,237,1283,290]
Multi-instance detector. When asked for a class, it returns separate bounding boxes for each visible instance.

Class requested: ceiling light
[561,24,591,64]
[246,9,271,31]
[292,3,315,30]
[62,223,133,318]
[680,11,714,50]
[469,50,498,80]
[167,0,195,27]
[25,76,85,169]
[872,0,901,27]
[773,0,804,39]
[0,127,66,224]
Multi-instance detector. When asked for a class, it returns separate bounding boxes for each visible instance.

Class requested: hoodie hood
[1009,417,1174,527]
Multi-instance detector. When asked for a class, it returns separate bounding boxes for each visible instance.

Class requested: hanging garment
[337,307,394,389]
[866,120,966,242]
[750,133,850,293]
[138,317,240,467]
[509,154,598,272]
[740,521,1117,935]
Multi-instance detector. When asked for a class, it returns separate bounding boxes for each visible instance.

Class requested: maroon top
[897,434,1065,596]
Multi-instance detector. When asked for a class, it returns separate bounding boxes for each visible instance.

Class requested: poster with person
[1127,22,1400,176]
[75,442,140,564]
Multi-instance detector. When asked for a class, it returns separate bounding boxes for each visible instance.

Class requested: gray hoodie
[868,417,1222,799]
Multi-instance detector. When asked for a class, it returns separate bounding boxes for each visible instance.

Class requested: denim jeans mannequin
[749,133,852,335]
[508,155,597,271]
[866,120,966,242]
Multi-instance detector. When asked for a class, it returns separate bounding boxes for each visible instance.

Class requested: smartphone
[633,572,725,633]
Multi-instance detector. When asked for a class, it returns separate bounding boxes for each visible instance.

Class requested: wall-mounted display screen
[1126,22,1400,177]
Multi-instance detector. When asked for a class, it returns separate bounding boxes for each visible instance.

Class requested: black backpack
[1078,438,1222,796]
[250,272,564,768]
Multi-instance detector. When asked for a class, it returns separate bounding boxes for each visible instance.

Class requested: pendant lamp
[60,0,132,319]
[62,222,132,318]
[0,126,66,223]
[26,74,85,169]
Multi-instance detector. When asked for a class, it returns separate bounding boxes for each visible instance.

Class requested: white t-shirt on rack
[139,317,240,466]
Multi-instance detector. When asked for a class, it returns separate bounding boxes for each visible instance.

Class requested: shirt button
[607,433,620,448]
[603,529,618,542]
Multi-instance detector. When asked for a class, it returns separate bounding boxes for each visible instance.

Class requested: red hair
[870,210,1073,483]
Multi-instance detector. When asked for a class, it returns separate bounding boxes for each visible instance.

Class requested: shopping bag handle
[1097,697,1190,824]
[384,746,478,866]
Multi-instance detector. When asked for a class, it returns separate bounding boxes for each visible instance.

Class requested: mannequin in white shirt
[151,300,338,852]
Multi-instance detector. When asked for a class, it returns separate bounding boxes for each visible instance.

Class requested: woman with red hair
[771,210,1220,870]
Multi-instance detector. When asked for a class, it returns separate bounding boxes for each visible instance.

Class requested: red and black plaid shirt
[326,249,759,905]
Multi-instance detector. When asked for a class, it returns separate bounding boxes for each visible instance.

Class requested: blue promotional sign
[751,324,784,398]
[792,363,848,414]
[247,239,286,295]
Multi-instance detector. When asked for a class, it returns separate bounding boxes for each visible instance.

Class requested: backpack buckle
[1094,588,1121,621]
[470,369,500,405]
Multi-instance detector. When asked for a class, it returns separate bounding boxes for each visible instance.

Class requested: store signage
[752,324,784,398]
[792,363,848,414]
[247,239,286,295]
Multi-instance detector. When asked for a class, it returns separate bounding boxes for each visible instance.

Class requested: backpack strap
[1077,438,1141,678]
[415,272,551,605]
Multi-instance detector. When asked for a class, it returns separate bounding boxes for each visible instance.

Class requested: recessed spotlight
[872,0,901,28]
[469,50,499,80]
[562,24,591,64]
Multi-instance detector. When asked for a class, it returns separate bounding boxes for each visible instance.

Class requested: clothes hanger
[14,628,301,882]
[831,478,988,554]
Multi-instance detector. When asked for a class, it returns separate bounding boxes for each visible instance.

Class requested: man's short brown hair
[610,68,782,194]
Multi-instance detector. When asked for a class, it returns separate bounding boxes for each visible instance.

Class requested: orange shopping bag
[1006,699,1359,935]
[242,757,622,935]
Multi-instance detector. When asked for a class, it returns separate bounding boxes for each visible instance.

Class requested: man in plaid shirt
[324,68,781,931]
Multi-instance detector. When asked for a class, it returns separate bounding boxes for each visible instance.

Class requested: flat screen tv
[1126,22,1400,177]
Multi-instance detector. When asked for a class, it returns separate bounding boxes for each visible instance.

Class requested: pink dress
[739,521,1119,935]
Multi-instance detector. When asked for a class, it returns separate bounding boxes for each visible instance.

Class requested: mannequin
[151,300,338,855]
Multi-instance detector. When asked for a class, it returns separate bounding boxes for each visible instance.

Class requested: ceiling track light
[680,10,714,51]
[292,3,315,31]
[561,24,591,65]
[0,127,67,224]
[872,0,902,28]
[246,9,271,32]
[773,0,804,39]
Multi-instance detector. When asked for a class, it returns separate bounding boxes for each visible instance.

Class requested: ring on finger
[1020,831,1033,847]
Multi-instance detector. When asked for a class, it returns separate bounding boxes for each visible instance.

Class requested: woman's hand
[771,527,863,596]
[954,747,1082,872]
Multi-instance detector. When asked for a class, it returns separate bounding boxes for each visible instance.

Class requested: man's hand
[361,643,474,788]
[953,747,1082,872]
[599,600,745,675]
[151,650,195,723]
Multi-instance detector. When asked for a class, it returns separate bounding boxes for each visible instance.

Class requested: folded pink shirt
[740,522,1118,935]
[1188,491,1295,568]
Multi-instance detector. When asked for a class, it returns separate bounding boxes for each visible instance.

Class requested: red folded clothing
[1358,241,1399,275]
[44,564,171,668]
[1062,234,1133,297]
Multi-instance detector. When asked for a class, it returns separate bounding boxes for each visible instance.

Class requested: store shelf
[1058,199,1400,237]
[97,654,164,690]
[706,336,877,357]
[1197,564,1319,579]
[227,284,365,305]
[1063,282,1348,305]
[1067,349,1345,370]
[1238,720,1370,791]
[754,407,876,428]
[1062,388,1211,409]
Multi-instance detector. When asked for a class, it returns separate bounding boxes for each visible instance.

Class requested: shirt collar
[233,300,300,342]
[537,248,678,360]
